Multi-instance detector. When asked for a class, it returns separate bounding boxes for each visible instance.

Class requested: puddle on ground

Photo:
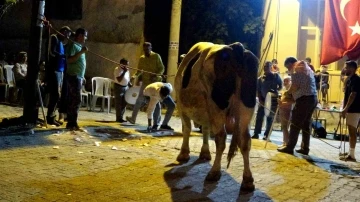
[93,128,142,140]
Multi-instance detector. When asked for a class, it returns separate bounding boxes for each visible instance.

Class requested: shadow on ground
[163,156,272,202]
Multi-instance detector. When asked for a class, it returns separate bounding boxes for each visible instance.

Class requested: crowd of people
[253,56,359,162]
[1,28,358,161]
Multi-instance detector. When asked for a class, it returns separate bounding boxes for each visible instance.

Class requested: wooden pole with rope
[23,0,45,125]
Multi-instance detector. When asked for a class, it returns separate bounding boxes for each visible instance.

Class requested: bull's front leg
[199,125,211,160]
[177,113,192,162]
[206,126,226,181]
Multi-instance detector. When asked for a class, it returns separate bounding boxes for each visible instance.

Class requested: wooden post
[166,0,182,98]
[23,0,45,125]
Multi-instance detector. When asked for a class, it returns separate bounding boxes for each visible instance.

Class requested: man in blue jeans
[252,61,282,140]
[143,82,175,132]
[46,26,72,126]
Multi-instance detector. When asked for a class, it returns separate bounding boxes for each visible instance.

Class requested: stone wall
[0,0,145,82]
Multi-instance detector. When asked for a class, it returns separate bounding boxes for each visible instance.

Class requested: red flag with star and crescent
[320,0,360,65]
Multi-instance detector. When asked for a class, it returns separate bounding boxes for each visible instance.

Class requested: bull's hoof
[176,153,190,162]
[240,176,255,195]
[199,151,211,161]
[240,183,255,195]
[205,171,221,181]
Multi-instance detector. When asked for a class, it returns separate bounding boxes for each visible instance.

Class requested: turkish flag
[320,0,360,65]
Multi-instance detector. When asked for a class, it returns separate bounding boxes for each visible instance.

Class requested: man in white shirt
[114,58,131,122]
[143,82,175,131]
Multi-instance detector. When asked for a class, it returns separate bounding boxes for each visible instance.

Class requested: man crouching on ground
[144,82,175,132]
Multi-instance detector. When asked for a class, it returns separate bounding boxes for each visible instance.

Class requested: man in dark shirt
[252,61,282,140]
[46,26,72,126]
[340,60,360,162]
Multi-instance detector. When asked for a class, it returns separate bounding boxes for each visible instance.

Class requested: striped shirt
[291,69,317,100]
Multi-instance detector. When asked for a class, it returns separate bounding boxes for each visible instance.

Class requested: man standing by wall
[46,26,72,126]
[340,60,360,162]
[65,28,88,130]
[126,42,165,124]
[277,57,317,155]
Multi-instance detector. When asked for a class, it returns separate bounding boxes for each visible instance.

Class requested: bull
[175,42,259,194]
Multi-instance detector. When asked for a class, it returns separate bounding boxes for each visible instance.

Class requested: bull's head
[212,42,259,110]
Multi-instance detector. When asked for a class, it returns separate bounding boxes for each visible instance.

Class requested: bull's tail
[227,132,238,168]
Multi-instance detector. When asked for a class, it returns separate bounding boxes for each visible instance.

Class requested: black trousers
[66,75,82,125]
[287,95,317,151]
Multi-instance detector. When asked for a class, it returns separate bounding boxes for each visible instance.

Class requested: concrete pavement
[0,104,359,202]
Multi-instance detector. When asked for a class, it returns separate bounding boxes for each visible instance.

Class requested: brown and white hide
[175,42,259,194]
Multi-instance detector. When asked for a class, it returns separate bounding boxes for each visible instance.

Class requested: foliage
[0,0,20,20]
[180,0,264,56]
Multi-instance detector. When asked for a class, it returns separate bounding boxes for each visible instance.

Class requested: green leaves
[180,0,264,55]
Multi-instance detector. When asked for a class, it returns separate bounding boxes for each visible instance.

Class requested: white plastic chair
[3,65,15,101]
[91,77,112,113]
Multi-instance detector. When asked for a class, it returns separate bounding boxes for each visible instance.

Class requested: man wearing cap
[46,26,72,126]
[65,28,88,131]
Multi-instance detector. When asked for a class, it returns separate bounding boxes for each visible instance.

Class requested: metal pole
[23,0,45,125]
[167,0,182,98]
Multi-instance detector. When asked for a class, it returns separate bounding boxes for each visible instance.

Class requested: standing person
[252,61,282,140]
[340,60,360,162]
[65,28,88,130]
[46,26,72,126]
[271,59,280,73]
[278,76,294,146]
[13,51,28,89]
[277,57,317,155]
[143,82,175,131]
[114,58,132,123]
[320,65,330,102]
[305,57,315,72]
[126,42,165,124]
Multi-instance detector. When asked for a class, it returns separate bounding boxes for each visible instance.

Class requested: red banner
[320,0,360,65]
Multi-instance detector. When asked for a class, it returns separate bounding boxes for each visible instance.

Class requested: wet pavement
[0,104,359,202]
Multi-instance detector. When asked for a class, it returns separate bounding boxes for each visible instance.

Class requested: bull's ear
[214,46,233,80]
[229,42,244,65]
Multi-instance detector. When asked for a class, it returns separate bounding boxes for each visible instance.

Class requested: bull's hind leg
[199,125,211,160]
[206,127,226,181]
[177,113,192,162]
[238,107,255,194]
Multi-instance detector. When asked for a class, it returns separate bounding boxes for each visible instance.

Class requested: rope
[40,18,176,78]
[39,17,344,151]
[257,99,341,149]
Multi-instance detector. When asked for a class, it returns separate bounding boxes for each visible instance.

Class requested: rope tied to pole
[39,17,176,78]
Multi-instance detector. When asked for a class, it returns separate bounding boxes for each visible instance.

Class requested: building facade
[261,0,348,102]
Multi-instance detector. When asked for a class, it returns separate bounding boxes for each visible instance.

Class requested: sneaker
[152,125,159,130]
[340,154,356,162]
[160,125,174,130]
[251,134,259,139]
[46,116,61,127]
[125,116,135,124]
